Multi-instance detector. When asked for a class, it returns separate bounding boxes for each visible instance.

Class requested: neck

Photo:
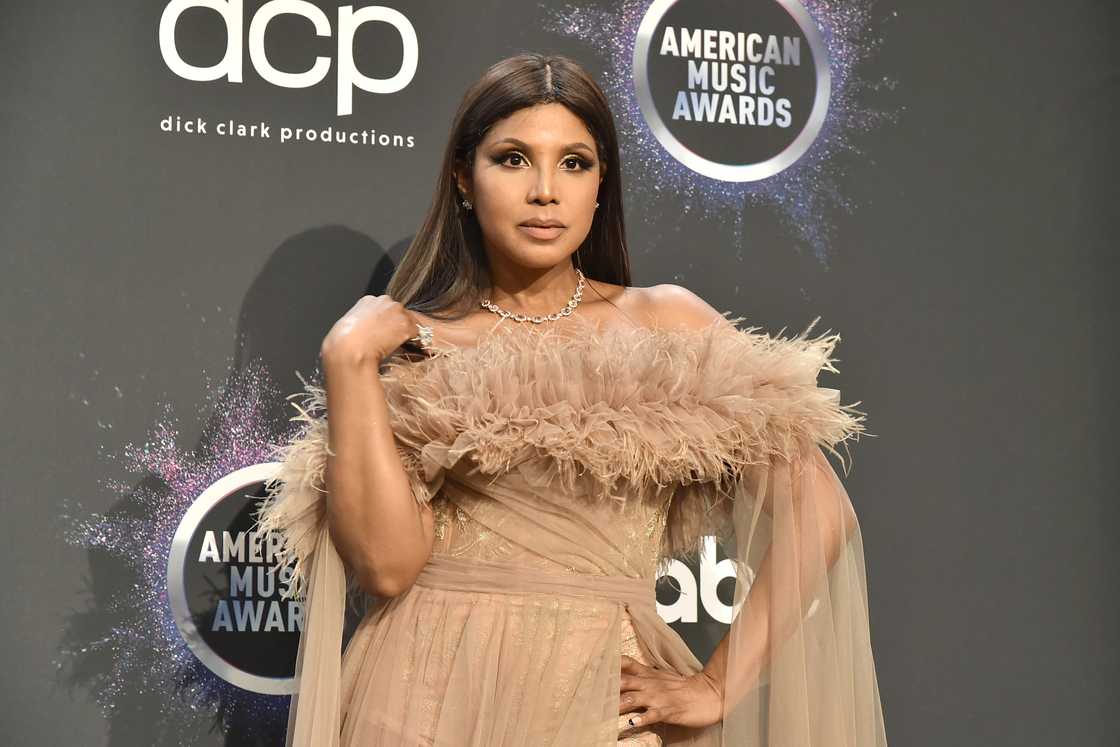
[482,262,581,316]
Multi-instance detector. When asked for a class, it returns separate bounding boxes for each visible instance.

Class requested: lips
[518,224,565,240]
[519,219,565,228]
[518,216,566,240]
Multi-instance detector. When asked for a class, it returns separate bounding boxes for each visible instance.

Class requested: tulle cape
[253,313,888,746]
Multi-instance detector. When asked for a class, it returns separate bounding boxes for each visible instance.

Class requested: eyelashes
[493,151,595,171]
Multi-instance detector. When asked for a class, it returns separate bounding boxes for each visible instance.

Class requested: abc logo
[158,1,418,116]
[657,536,747,625]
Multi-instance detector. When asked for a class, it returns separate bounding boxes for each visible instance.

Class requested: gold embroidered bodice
[429,476,674,579]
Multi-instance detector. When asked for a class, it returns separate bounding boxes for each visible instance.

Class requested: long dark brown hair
[386,52,632,320]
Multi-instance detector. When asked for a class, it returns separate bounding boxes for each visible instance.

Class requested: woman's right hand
[320,294,424,367]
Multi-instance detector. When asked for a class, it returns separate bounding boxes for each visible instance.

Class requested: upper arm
[643,283,733,332]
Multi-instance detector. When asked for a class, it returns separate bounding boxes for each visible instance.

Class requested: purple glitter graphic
[540,0,899,264]
[58,357,310,743]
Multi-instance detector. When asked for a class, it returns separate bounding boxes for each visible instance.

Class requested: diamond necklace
[479,269,585,324]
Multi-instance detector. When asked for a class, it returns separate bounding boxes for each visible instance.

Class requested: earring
[595,202,599,208]
[461,197,473,210]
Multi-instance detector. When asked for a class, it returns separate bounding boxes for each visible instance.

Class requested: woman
[255,53,888,746]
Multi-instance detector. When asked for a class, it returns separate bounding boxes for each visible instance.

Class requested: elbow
[371,575,413,599]
[356,561,422,599]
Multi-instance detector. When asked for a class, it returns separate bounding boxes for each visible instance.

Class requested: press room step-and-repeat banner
[3,1,1116,745]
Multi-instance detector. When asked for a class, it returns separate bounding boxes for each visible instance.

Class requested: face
[456,102,605,272]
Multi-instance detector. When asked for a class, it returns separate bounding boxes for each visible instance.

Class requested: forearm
[321,350,431,597]
[701,452,857,713]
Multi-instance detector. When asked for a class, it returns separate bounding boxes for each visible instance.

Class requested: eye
[501,152,527,167]
[562,155,594,171]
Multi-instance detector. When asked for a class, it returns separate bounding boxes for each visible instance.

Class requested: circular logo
[167,463,300,694]
[633,0,830,181]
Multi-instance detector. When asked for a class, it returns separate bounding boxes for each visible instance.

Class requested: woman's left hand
[619,655,722,731]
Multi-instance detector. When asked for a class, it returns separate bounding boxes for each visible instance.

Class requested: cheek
[472,170,518,213]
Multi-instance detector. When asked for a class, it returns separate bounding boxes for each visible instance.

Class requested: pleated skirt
[337,554,670,746]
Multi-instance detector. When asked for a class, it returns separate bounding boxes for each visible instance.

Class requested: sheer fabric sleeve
[718,439,888,746]
[252,375,447,747]
[651,317,889,746]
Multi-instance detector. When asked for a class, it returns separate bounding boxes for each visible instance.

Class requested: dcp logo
[159,0,418,116]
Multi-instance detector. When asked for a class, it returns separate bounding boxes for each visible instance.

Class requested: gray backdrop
[2,0,1117,745]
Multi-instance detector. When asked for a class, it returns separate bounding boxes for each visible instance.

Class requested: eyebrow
[491,137,596,156]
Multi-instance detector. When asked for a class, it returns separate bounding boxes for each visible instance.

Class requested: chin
[504,248,575,270]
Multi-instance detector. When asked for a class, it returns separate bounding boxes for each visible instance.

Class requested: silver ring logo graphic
[168,462,299,695]
[634,0,830,182]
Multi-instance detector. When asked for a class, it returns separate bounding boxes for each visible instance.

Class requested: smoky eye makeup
[491,150,595,171]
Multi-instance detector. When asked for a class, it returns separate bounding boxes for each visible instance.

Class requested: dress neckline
[414,310,739,360]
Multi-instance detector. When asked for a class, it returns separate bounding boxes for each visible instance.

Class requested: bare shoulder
[636,284,730,332]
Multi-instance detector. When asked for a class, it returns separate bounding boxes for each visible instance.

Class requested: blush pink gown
[255,313,889,747]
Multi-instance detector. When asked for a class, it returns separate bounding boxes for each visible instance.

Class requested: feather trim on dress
[253,313,869,598]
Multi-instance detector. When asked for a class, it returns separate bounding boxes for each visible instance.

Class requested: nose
[527,167,558,205]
